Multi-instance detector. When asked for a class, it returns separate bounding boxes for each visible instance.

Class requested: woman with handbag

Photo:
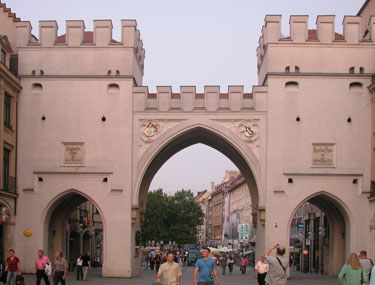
[339,253,368,285]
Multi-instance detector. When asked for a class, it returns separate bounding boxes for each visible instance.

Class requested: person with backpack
[370,265,375,285]
[360,250,373,281]
[339,253,367,285]
[264,243,288,285]
[194,248,220,285]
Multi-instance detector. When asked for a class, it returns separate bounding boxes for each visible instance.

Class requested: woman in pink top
[240,256,249,275]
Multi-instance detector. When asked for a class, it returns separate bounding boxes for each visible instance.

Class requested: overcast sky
[6,0,363,194]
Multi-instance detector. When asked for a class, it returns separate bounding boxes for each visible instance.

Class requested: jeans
[198,282,214,285]
[53,271,65,285]
[76,265,83,280]
[240,265,247,274]
[37,269,50,285]
[6,271,17,285]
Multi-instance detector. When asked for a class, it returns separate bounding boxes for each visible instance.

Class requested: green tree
[141,189,204,246]
[141,189,169,244]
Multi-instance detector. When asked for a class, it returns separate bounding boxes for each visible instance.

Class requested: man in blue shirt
[194,248,220,285]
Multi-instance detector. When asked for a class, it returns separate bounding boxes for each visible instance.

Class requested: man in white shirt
[255,256,269,285]
[359,250,373,281]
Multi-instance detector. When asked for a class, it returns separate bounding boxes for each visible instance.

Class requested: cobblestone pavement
[23,266,338,284]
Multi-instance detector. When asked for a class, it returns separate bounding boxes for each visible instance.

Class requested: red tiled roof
[0,1,21,22]
[308,29,344,41]
[56,31,94,44]
[147,92,253,99]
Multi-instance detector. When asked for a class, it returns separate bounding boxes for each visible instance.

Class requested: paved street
[23,266,338,284]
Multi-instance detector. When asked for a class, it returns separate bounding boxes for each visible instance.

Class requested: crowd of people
[1,245,375,284]
[0,249,92,285]
[148,243,375,285]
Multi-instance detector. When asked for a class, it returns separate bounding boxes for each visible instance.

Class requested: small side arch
[41,189,106,267]
[287,191,352,277]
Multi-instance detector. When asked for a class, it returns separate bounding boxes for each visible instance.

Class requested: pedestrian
[193,247,220,285]
[255,256,269,285]
[155,254,161,273]
[220,255,227,275]
[35,250,51,285]
[150,255,156,270]
[52,251,67,285]
[145,253,149,270]
[264,243,289,285]
[215,256,220,266]
[228,256,234,275]
[76,255,83,281]
[239,255,248,275]
[370,264,375,285]
[156,252,182,285]
[339,253,367,285]
[5,249,21,285]
[359,250,373,281]
[81,251,91,281]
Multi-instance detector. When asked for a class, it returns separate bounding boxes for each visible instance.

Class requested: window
[3,92,11,129]
[0,49,5,65]
[2,148,10,192]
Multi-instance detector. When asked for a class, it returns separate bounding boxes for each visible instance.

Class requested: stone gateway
[0,1,373,279]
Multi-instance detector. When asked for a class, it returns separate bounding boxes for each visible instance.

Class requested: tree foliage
[141,189,204,245]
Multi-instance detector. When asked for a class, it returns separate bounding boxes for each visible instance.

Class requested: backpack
[369,259,374,282]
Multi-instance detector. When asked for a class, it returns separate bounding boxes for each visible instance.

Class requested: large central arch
[135,120,263,212]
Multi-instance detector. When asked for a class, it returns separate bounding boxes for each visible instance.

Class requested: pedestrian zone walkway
[23,266,338,284]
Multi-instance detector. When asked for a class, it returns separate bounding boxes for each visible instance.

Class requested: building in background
[203,170,255,249]
[290,203,328,274]
[226,174,255,250]
[67,201,103,267]
[0,2,21,263]
[195,190,211,246]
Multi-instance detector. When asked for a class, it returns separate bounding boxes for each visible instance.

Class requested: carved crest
[237,120,260,143]
[140,120,161,142]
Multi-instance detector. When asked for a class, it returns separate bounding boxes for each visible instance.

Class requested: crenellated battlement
[16,19,145,68]
[257,14,375,72]
[256,14,375,84]
[133,85,267,112]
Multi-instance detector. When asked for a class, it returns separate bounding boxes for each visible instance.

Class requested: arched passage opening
[288,193,350,277]
[0,200,13,264]
[43,191,104,273]
[135,126,263,268]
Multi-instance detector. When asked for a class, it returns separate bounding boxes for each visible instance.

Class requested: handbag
[45,263,52,276]
[16,275,25,285]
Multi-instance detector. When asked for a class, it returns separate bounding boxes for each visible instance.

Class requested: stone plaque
[312,144,336,167]
[63,143,85,165]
